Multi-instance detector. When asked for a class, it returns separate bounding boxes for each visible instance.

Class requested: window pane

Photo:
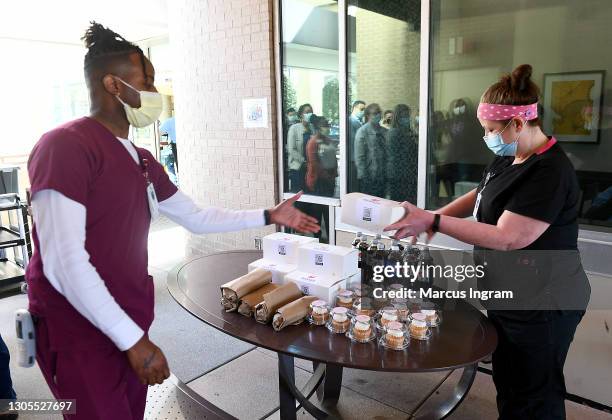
[149,41,178,185]
[285,202,333,244]
[347,0,421,203]
[281,0,340,199]
[0,39,88,195]
[428,0,612,230]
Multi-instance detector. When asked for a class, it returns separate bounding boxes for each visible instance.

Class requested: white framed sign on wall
[242,98,268,128]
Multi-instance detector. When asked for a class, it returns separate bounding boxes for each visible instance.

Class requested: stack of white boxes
[248,233,360,304]
[248,233,318,284]
[285,242,359,303]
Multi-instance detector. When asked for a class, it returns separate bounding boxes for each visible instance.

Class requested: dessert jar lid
[338,290,354,298]
[411,319,427,328]
[389,283,404,291]
[354,315,371,324]
[331,306,348,315]
[380,306,399,315]
[421,309,436,316]
[311,300,328,307]
[411,312,427,321]
[387,321,404,331]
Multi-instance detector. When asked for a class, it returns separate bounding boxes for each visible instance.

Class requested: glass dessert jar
[307,300,330,326]
[408,312,431,340]
[335,290,355,309]
[421,309,442,327]
[391,298,410,322]
[378,307,400,328]
[347,315,376,343]
[326,307,350,334]
[380,321,409,350]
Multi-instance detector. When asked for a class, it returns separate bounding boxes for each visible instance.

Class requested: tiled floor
[185,348,611,420]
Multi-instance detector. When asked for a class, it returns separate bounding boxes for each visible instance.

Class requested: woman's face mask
[399,117,411,127]
[453,105,466,115]
[483,119,521,156]
[319,126,330,136]
[115,77,162,128]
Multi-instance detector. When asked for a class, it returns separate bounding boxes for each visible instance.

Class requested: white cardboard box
[247,258,297,285]
[297,242,358,279]
[340,193,405,234]
[262,233,318,265]
[285,271,348,304]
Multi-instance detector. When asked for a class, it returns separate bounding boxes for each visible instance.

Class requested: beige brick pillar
[168,0,278,255]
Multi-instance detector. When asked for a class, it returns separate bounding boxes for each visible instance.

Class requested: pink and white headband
[477,102,538,121]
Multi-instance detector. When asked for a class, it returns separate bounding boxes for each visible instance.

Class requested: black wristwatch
[431,213,441,233]
[264,209,272,225]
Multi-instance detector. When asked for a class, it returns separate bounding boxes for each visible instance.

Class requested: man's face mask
[288,114,298,123]
[483,119,521,156]
[115,77,163,128]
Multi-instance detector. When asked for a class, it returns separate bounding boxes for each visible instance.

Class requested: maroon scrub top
[26,117,178,350]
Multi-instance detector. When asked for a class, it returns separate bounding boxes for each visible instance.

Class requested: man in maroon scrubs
[26,23,319,420]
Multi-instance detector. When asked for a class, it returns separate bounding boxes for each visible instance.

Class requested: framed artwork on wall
[542,71,605,144]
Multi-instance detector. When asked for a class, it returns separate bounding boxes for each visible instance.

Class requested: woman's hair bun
[510,64,533,92]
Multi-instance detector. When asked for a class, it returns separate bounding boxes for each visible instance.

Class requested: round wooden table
[168,250,498,419]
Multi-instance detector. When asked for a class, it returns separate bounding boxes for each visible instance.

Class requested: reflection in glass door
[281,0,340,200]
[346,0,421,205]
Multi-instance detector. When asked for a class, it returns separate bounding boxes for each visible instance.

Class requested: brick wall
[168,0,278,256]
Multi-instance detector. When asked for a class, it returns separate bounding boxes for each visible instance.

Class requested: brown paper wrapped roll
[272,296,319,331]
[254,282,302,324]
[220,268,272,312]
[237,283,279,318]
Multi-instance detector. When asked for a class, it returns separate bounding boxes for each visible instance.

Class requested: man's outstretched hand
[268,191,320,234]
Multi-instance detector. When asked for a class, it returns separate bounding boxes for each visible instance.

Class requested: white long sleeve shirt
[32,138,265,351]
